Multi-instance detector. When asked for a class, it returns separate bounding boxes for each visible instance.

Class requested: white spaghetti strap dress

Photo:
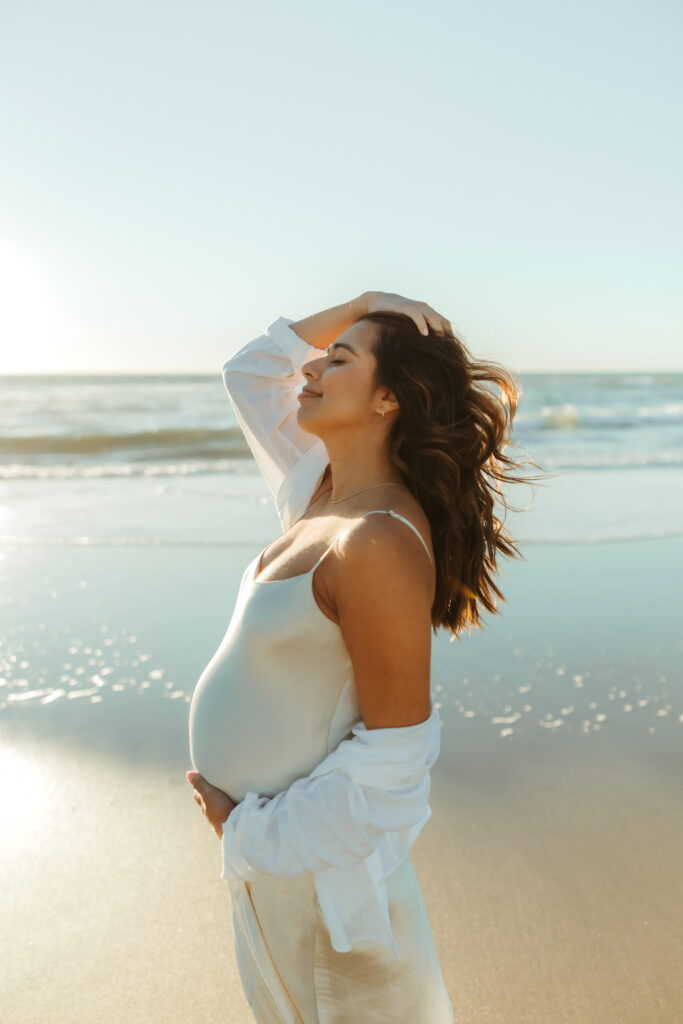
[188,316,453,1023]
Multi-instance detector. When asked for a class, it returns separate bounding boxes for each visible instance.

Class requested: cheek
[328,384,364,412]
[327,369,367,403]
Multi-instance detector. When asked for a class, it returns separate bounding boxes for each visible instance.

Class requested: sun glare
[0,241,70,372]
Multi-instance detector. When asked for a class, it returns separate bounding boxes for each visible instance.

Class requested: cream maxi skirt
[227,856,453,1023]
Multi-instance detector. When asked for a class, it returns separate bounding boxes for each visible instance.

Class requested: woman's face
[297,321,391,433]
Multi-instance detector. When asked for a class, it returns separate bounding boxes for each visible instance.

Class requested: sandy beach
[2,533,681,1023]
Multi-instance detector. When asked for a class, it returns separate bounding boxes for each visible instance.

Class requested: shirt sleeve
[220,701,440,880]
[222,316,329,528]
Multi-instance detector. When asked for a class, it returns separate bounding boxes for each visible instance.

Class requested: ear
[378,386,400,415]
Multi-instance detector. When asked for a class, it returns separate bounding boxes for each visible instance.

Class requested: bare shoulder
[327,507,434,729]
[350,499,430,573]
[332,503,435,604]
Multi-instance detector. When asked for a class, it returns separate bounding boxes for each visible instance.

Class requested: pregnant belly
[188,660,333,805]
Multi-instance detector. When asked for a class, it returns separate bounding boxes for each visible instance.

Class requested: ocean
[1,370,682,547]
[1,367,680,741]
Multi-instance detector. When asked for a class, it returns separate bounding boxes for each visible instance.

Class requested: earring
[377,409,385,418]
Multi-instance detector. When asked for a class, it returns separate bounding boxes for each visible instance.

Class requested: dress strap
[358,510,434,567]
[310,509,433,574]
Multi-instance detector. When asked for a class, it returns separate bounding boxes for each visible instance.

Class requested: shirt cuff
[220,791,263,882]
[267,316,318,369]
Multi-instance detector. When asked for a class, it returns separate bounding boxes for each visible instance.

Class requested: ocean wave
[528,402,683,430]
[2,449,683,479]
[538,452,683,470]
[0,458,250,480]
[0,426,244,455]
[540,404,582,429]
[3,398,683,459]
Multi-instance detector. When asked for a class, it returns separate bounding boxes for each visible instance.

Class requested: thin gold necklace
[327,482,405,505]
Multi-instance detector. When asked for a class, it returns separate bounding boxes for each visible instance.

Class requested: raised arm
[286,292,370,350]
[222,293,369,528]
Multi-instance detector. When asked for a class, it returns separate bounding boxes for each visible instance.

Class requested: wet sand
[1,536,682,1022]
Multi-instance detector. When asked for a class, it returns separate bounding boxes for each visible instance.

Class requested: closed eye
[329,359,344,365]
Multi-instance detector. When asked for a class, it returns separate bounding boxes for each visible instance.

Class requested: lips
[299,388,321,398]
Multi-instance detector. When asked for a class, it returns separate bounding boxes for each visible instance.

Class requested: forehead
[326,321,375,357]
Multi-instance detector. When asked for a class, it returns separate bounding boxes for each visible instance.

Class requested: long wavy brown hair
[359,310,550,640]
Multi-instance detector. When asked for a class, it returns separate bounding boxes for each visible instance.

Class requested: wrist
[349,292,371,319]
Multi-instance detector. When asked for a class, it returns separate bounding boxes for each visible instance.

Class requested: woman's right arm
[287,292,371,350]
[222,293,370,525]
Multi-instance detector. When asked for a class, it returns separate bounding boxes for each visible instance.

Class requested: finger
[420,308,447,335]
[410,312,430,336]
[193,791,202,807]
[409,303,440,337]
[426,314,451,336]
[187,770,205,794]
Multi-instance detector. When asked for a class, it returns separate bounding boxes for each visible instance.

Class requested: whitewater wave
[4,449,683,480]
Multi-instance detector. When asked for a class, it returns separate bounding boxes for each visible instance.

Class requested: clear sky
[1,0,681,374]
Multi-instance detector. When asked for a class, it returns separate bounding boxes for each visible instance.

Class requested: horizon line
[1,368,682,377]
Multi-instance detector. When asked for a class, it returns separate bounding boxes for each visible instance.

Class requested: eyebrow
[327,341,359,356]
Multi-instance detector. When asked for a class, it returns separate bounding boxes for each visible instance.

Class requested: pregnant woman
[187,290,534,1023]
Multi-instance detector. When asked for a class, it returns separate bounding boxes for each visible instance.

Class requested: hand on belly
[186,770,237,839]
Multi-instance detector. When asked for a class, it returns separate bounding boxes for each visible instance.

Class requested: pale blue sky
[1,0,680,373]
